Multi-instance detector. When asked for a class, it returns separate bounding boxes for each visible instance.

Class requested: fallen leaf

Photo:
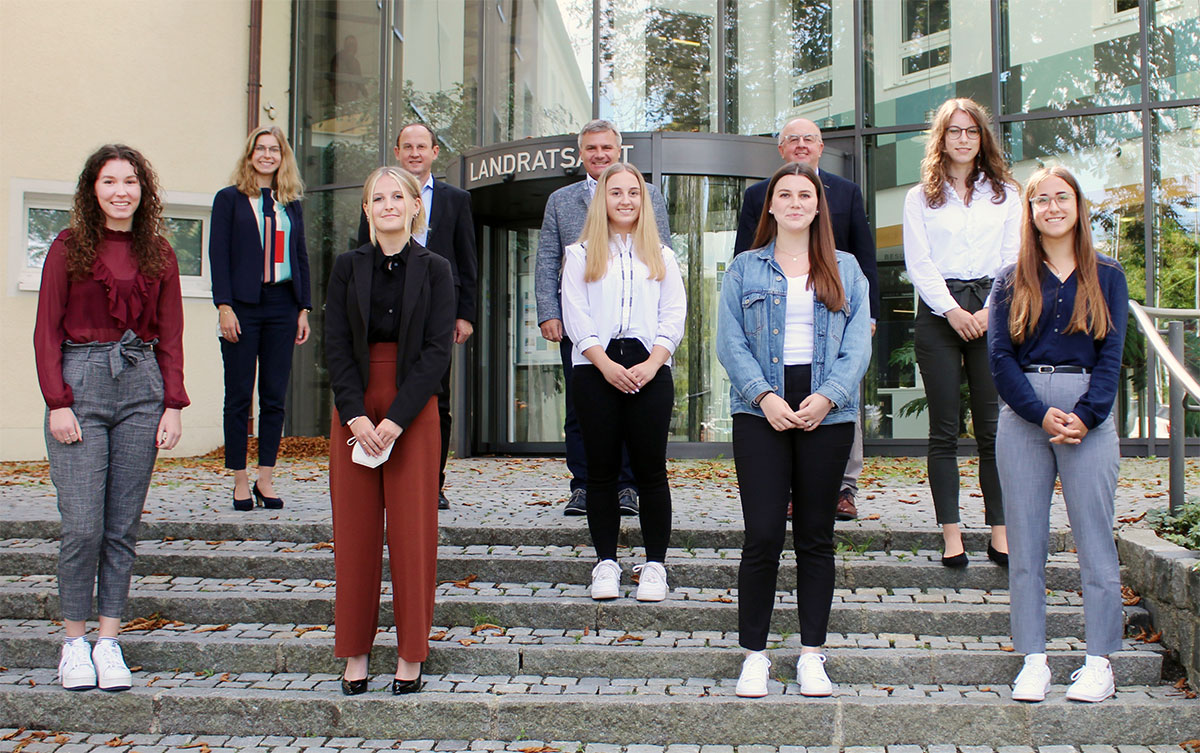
[293,625,328,638]
[517,747,561,753]
[1118,512,1147,524]
[121,613,182,633]
[106,738,126,747]
[900,498,919,505]
[457,638,477,646]
[54,735,70,744]
[1000,646,1015,652]
[583,626,590,636]
[439,574,478,589]
[147,676,159,686]
[1132,626,1163,644]
[1172,678,1198,699]
[429,630,448,641]
[1180,738,1200,751]
[1121,586,1142,606]
[525,500,552,506]
[1,728,26,741]
[219,672,231,682]
[195,624,230,633]
[708,596,733,603]
[471,623,504,635]
[180,744,212,753]
[128,665,142,672]
[862,514,880,521]
[615,633,643,642]
[312,541,334,551]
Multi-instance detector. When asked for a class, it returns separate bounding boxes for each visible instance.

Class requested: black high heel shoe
[232,491,254,512]
[987,544,1009,568]
[253,482,284,510]
[941,551,969,568]
[341,676,368,695]
[392,664,423,695]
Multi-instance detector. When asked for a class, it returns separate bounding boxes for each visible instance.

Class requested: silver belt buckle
[1037,365,1054,374]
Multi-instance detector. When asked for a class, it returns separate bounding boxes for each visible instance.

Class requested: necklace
[777,247,804,264]
[1044,258,1073,281]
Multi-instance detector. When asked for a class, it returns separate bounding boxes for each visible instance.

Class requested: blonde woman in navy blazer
[209,125,312,511]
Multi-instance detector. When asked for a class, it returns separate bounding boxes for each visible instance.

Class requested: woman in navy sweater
[988,166,1127,704]
[209,126,312,510]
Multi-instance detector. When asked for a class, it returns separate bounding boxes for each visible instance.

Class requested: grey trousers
[46,336,163,621]
[840,413,863,495]
[996,371,1122,656]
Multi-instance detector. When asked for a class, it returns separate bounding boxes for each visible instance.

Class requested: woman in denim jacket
[717,162,871,699]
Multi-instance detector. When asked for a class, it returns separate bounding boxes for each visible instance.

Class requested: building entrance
[446,131,853,457]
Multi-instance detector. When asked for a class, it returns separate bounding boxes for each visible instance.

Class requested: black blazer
[357,178,478,322]
[209,185,312,309]
[733,170,880,320]
[324,241,455,430]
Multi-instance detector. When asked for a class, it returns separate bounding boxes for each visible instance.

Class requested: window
[792,1,834,107]
[14,179,214,297]
[901,0,950,75]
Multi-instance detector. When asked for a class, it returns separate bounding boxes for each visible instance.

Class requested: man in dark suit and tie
[535,119,672,516]
[734,117,879,521]
[356,123,477,510]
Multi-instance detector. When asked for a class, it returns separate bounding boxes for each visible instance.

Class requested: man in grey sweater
[534,119,672,516]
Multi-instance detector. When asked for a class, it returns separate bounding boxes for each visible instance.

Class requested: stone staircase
[1,515,1198,747]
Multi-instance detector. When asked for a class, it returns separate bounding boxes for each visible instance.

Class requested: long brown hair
[750,162,845,312]
[1007,166,1114,343]
[67,144,167,281]
[232,125,304,204]
[920,98,1015,209]
[576,163,665,282]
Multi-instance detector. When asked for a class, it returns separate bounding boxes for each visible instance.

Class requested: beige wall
[1,0,294,460]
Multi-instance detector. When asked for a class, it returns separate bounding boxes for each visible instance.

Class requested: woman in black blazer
[325,166,454,695]
[209,126,312,511]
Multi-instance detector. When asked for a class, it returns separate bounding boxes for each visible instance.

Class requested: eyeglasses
[779,134,822,147]
[253,145,282,155]
[945,126,981,140]
[1030,192,1076,209]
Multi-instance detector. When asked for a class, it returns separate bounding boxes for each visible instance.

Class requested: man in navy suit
[535,120,672,516]
[733,117,879,521]
[356,123,477,510]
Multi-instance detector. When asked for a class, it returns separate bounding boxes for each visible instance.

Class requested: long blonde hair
[576,163,665,282]
[232,125,304,204]
[920,98,1014,209]
[1007,166,1114,343]
[361,166,427,246]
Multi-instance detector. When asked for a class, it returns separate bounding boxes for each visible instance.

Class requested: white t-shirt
[783,274,814,366]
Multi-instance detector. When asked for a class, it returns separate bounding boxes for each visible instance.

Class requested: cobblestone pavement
[0,456,1189,533]
[0,731,1192,753]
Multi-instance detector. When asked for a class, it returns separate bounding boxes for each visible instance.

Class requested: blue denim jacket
[716,241,872,423]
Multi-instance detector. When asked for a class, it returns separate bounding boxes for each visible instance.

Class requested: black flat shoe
[392,666,423,695]
[232,492,254,512]
[987,544,1009,568]
[341,677,368,695]
[253,482,284,510]
[941,551,969,568]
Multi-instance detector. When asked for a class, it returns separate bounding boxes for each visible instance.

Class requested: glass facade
[293,0,1200,451]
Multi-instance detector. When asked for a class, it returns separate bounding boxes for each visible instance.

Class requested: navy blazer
[324,241,455,430]
[356,178,478,323]
[733,169,880,320]
[209,185,312,310]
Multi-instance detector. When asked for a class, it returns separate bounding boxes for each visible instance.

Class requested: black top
[368,244,408,342]
[988,254,1128,429]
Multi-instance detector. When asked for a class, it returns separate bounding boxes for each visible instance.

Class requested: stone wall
[1118,526,1200,688]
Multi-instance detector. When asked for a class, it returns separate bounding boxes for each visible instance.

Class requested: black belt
[1023,365,1089,374]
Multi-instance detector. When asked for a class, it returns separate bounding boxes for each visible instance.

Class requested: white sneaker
[1011,653,1051,702]
[58,638,96,690]
[735,652,771,698]
[796,652,833,697]
[92,639,132,691]
[1065,655,1114,703]
[633,561,668,602]
[590,559,621,600]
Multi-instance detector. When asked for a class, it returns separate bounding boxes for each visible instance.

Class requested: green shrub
[1148,501,1200,551]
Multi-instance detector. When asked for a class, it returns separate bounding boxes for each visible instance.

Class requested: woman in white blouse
[561,162,686,603]
[903,98,1020,568]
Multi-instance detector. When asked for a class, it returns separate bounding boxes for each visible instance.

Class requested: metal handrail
[1128,300,1200,513]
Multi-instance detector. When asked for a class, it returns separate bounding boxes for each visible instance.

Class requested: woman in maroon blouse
[33,144,188,692]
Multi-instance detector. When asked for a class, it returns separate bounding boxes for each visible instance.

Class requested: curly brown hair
[920,98,1016,209]
[67,144,167,281]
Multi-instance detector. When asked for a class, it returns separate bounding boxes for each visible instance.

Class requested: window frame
[11,178,214,298]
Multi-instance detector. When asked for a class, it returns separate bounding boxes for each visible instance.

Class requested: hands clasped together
[1041,407,1088,445]
[759,392,833,433]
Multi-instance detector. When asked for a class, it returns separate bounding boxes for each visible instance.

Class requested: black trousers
[572,339,673,561]
[561,337,636,493]
[220,284,298,470]
[913,299,1003,526]
[734,365,854,651]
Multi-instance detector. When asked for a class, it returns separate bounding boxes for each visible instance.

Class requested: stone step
[0,539,1089,591]
[0,620,1165,686]
[0,667,1195,746]
[0,519,1076,553]
[0,575,1145,638]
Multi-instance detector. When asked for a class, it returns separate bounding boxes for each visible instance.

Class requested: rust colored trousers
[329,343,439,662]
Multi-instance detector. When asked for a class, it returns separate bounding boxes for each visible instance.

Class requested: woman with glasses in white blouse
[903,98,1021,568]
[561,162,686,603]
